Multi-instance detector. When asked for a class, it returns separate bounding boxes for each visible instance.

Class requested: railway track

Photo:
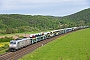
[0,30,80,60]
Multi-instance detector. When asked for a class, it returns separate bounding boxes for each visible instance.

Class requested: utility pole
[24,29,26,37]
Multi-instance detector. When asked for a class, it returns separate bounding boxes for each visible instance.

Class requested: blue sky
[0,0,89,16]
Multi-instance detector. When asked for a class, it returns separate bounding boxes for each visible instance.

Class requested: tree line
[0,8,90,34]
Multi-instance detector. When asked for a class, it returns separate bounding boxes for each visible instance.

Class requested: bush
[0,44,9,51]
[0,37,14,42]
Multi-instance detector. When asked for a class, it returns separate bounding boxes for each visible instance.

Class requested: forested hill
[0,15,61,34]
[0,8,90,34]
[62,8,90,26]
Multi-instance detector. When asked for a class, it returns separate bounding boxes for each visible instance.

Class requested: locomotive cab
[9,40,17,51]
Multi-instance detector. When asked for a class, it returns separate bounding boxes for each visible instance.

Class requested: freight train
[9,26,89,51]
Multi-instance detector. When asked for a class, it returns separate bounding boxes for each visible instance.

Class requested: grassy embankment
[20,28,90,60]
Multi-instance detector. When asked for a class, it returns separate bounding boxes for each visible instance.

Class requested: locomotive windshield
[10,42,16,44]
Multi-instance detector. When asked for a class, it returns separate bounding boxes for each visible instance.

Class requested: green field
[20,28,90,60]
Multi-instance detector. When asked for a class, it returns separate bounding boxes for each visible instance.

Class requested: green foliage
[0,44,9,50]
[61,8,90,27]
[0,43,9,54]
[0,8,90,34]
[20,28,90,60]
[0,14,60,34]
[0,37,14,42]
[5,28,15,34]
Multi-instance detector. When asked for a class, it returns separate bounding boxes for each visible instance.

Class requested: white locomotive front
[9,40,18,51]
[9,37,31,51]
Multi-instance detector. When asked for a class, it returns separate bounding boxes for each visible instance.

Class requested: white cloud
[0,0,89,16]
[0,0,88,9]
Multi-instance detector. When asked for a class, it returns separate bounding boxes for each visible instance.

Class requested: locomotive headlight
[9,44,16,48]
